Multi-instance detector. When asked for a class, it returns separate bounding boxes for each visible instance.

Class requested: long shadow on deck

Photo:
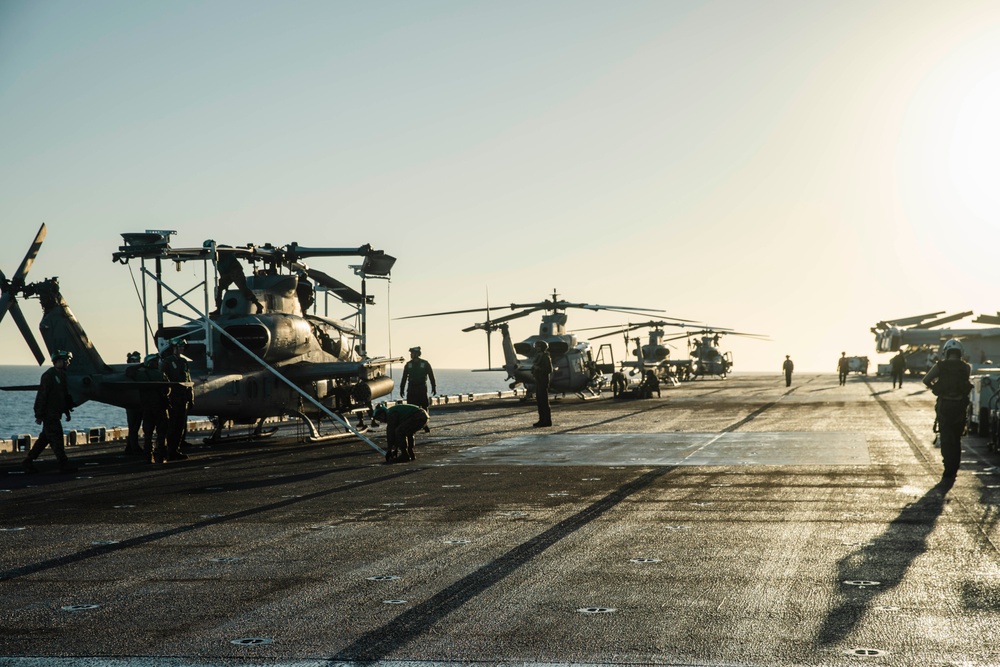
[816,487,945,646]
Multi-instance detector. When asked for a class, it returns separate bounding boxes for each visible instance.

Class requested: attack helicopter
[0,224,400,448]
[583,320,706,391]
[397,291,670,398]
[664,328,769,379]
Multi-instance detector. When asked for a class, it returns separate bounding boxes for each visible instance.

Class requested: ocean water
[0,366,509,439]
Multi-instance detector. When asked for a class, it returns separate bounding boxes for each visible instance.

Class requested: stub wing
[278,357,402,384]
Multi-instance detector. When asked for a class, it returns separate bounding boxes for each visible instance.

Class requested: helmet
[942,339,964,358]
[51,350,72,362]
[127,351,141,363]
[144,354,160,366]
[372,404,388,421]
[203,239,215,248]
[534,340,548,350]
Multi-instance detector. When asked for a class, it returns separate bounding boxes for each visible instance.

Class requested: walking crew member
[400,346,436,410]
[372,403,428,463]
[532,340,553,427]
[22,350,77,474]
[923,339,973,489]
[160,339,193,461]
[782,355,794,387]
[837,352,850,386]
[891,350,907,389]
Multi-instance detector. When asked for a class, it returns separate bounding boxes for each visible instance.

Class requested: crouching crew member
[923,338,973,490]
[372,403,428,464]
[23,350,77,474]
[160,339,194,462]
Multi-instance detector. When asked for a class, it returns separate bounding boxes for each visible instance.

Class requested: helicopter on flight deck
[0,224,401,446]
[666,328,769,379]
[397,290,673,398]
[583,319,711,388]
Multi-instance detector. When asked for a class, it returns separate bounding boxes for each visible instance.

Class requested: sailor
[160,339,193,462]
[641,370,661,398]
[134,353,170,463]
[207,241,264,314]
[838,352,850,386]
[372,402,428,463]
[890,350,907,389]
[923,338,973,490]
[400,346,436,415]
[782,355,794,387]
[123,351,144,456]
[22,350,78,474]
[531,340,553,427]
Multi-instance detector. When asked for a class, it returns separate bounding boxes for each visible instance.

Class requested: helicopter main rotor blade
[461,308,538,332]
[304,268,365,304]
[911,311,973,330]
[12,223,46,286]
[395,306,495,320]
[9,298,45,365]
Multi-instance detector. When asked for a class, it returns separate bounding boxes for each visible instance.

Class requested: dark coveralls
[890,352,906,389]
[124,362,145,454]
[27,366,74,470]
[838,356,850,386]
[384,403,428,462]
[400,358,436,410]
[532,350,553,427]
[160,351,193,459]
[138,363,170,461]
[923,357,972,481]
[782,358,794,387]
[215,249,263,313]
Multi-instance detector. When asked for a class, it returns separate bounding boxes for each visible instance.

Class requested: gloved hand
[65,412,72,422]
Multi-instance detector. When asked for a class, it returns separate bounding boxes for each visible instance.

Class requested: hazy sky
[3,0,1000,373]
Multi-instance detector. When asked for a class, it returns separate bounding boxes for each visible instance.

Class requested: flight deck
[1,373,999,667]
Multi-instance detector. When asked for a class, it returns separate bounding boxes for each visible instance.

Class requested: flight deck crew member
[160,339,193,462]
[139,353,170,463]
[891,350,907,389]
[372,403,428,463]
[532,340,553,427]
[399,346,436,412]
[923,338,973,489]
[838,352,850,386]
[208,241,264,314]
[124,351,144,456]
[22,350,77,474]
[782,355,794,387]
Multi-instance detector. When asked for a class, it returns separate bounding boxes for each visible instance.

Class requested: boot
[166,449,188,462]
[22,458,38,474]
[152,448,166,464]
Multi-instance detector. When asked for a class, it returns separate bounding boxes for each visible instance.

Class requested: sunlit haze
[3,0,1000,374]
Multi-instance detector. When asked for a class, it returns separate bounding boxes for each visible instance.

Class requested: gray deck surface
[2,373,999,667]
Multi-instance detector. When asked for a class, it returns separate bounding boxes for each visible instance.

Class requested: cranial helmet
[203,239,215,248]
[127,351,141,363]
[51,350,72,362]
[942,338,964,358]
[534,340,548,350]
[144,354,160,366]
[372,404,388,421]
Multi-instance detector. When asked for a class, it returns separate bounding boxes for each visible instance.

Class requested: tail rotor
[0,223,49,365]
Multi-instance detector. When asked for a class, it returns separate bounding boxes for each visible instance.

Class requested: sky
[2,0,1000,374]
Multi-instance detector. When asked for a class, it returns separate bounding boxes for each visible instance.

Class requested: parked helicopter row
[872,310,1000,374]
[1,227,768,448]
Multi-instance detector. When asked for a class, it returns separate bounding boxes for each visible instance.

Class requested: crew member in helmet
[372,402,428,463]
[23,350,77,474]
[139,353,170,463]
[923,338,973,490]
[124,351,144,456]
[160,339,193,462]
[206,241,264,314]
[531,340,553,427]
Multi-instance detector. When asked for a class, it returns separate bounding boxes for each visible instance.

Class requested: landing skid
[203,418,279,444]
[291,410,369,443]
